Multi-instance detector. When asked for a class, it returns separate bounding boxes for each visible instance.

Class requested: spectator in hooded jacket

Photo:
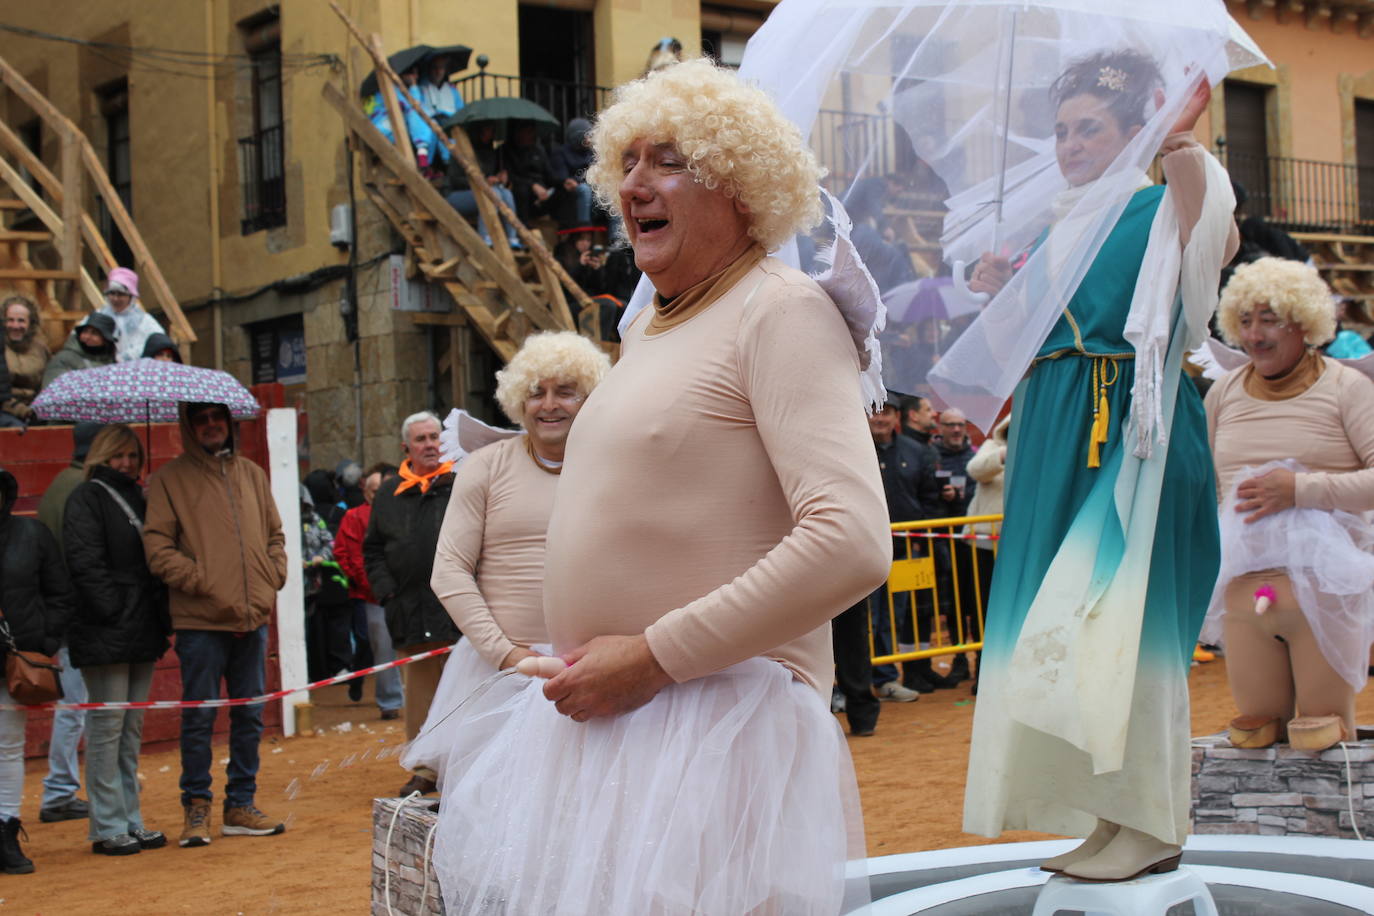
[143,401,287,848]
[0,466,75,875]
[2,293,49,427]
[505,121,559,225]
[63,424,170,856]
[334,463,402,719]
[364,412,459,796]
[141,333,182,363]
[98,268,165,363]
[43,313,117,387]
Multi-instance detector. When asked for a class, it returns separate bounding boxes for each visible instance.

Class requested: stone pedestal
[1190,734,1374,839]
[371,797,443,915]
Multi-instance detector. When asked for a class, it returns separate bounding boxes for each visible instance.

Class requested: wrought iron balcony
[1222,149,1374,236]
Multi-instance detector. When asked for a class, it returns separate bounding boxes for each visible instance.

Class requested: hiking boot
[179,801,212,848]
[91,834,141,856]
[0,817,33,874]
[380,708,401,721]
[131,827,167,849]
[39,797,89,823]
[222,804,285,837]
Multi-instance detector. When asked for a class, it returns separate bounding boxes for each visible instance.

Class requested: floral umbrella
[31,358,260,424]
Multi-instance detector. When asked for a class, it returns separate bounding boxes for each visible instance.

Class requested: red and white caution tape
[0,644,454,711]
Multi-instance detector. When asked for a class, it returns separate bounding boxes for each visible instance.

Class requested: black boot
[944,653,971,687]
[0,817,34,874]
[903,657,947,693]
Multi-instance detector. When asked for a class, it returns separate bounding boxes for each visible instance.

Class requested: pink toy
[1254,584,1277,616]
[515,655,568,679]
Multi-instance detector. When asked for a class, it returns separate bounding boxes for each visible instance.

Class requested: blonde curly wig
[586,57,824,252]
[1217,257,1336,347]
[494,331,612,425]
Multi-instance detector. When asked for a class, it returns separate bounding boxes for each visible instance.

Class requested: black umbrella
[440,97,561,140]
[359,45,432,98]
[421,44,472,82]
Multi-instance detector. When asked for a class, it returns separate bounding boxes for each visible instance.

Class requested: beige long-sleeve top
[542,256,892,695]
[431,435,556,668]
[1205,357,1374,513]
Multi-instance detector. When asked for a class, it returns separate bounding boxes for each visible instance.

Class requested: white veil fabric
[722,0,1267,431]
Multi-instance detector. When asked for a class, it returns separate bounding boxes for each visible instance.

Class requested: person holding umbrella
[960,51,1238,881]
[416,47,468,118]
[62,424,170,856]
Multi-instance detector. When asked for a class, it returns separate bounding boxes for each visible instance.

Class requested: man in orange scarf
[363,411,459,796]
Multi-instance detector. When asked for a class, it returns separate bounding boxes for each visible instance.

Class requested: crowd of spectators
[1,270,171,429]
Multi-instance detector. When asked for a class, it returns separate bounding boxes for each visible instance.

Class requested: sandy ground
[3,654,1371,913]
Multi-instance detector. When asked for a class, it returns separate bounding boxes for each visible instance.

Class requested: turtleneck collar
[1242,348,1325,401]
[647,244,766,335]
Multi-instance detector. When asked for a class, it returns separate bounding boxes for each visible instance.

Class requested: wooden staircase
[1291,232,1374,305]
[0,53,194,354]
[324,4,604,373]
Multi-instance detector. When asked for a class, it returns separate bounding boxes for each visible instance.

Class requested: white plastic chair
[1031,868,1219,916]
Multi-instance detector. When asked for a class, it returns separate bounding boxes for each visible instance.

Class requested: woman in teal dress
[962,50,1238,882]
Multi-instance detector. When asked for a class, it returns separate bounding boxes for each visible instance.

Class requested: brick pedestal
[1190,734,1374,839]
[371,797,443,915]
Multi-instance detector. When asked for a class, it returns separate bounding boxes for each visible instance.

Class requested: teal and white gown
[963,183,1220,845]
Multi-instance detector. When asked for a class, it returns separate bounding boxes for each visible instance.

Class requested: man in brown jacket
[143,401,288,849]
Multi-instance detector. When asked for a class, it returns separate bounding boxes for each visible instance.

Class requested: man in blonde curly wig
[403,332,609,789]
[431,58,889,916]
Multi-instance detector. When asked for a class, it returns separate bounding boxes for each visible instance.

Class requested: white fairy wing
[810,189,887,414]
[439,408,522,465]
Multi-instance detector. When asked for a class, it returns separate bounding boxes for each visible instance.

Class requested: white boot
[1062,825,1182,882]
[1039,819,1119,873]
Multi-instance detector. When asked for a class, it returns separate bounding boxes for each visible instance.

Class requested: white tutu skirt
[431,656,870,916]
[1201,459,1374,690]
[400,638,501,785]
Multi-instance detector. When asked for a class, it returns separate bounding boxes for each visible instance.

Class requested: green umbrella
[440,97,562,140]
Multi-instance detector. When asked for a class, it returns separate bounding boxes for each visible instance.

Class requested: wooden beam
[59,132,82,311]
[408,311,468,326]
[369,34,415,168]
[449,124,515,270]
[0,269,78,280]
[0,154,64,242]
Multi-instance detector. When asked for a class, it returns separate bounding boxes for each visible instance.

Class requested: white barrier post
[267,408,308,737]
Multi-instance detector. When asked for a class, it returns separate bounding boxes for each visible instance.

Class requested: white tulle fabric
[1201,459,1374,691]
[398,638,501,786]
[430,657,869,916]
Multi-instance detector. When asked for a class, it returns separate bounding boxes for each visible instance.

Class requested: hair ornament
[1097,66,1127,92]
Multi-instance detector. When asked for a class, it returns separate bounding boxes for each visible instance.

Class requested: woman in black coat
[62,424,168,857]
[0,466,74,873]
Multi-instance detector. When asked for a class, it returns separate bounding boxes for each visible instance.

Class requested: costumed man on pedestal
[1201,258,1374,750]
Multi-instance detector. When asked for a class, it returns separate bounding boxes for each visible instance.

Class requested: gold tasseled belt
[1032,349,1133,468]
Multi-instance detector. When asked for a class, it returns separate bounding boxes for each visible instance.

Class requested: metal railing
[238,124,286,234]
[1215,150,1373,236]
[814,109,895,192]
[871,514,1002,665]
[452,71,610,131]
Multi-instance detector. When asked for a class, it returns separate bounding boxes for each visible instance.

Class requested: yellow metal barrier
[869,514,1004,666]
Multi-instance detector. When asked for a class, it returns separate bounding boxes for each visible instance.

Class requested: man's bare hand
[541,634,674,722]
[1236,468,1296,524]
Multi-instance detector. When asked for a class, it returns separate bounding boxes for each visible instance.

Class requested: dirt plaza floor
[5,654,1373,913]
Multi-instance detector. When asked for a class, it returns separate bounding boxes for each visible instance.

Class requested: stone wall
[1191,734,1374,839]
[371,797,443,916]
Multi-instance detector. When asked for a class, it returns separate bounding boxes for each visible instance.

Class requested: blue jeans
[868,587,911,686]
[41,645,87,808]
[175,627,267,808]
[83,662,154,841]
[446,187,520,245]
[363,602,404,712]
